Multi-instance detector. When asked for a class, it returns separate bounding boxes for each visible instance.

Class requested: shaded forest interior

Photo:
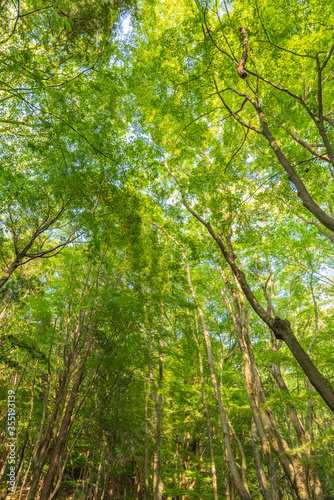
[1,0,334,499]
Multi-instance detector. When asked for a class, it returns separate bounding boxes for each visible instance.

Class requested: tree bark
[251,419,272,500]
[39,337,92,500]
[148,335,164,500]
[181,204,334,413]
[195,337,219,500]
[27,361,71,500]
[152,224,251,500]
[219,282,281,500]
[101,389,120,500]
[144,388,150,500]
[186,270,252,500]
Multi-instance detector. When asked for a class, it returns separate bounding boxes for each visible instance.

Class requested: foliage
[1,1,334,499]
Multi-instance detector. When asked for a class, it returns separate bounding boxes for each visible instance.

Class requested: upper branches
[0,203,76,290]
[201,15,334,234]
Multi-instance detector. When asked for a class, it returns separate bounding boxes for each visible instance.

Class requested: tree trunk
[39,336,91,500]
[182,205,334,412]
[245,327,311,500]
[196,340,219,500]
[305,380,325,500]
[27,363,70,500]
[93,460,103,500]
[102,389,121,500]
[185,263,252,500]
[148,335,164,500]
[144,388,150,500]
[251,419,272,500]
[219,282,281,500]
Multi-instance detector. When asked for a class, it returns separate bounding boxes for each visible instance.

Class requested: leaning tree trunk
[27,360,71,500]
[39,336,92,500]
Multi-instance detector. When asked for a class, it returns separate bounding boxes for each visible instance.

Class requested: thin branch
[174,52,217,86]
[321,70,333,85]
[176,107,224,142]
[278,121,330,163]
[224,128,249,172]
[320,40,334,71]
[46,111,119,163]
[254,0,316,60]
[287,207,334,243]
[22,234,79,261]
[203,6,237,64]
[47,66,94,88]
[213,79,263,134]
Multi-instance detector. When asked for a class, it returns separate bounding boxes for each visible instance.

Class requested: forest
[0,0,334,499]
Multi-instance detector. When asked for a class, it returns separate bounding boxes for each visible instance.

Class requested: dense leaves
[1,1,334,499]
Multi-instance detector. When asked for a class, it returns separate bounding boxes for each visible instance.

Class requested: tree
[2,0,334,498]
